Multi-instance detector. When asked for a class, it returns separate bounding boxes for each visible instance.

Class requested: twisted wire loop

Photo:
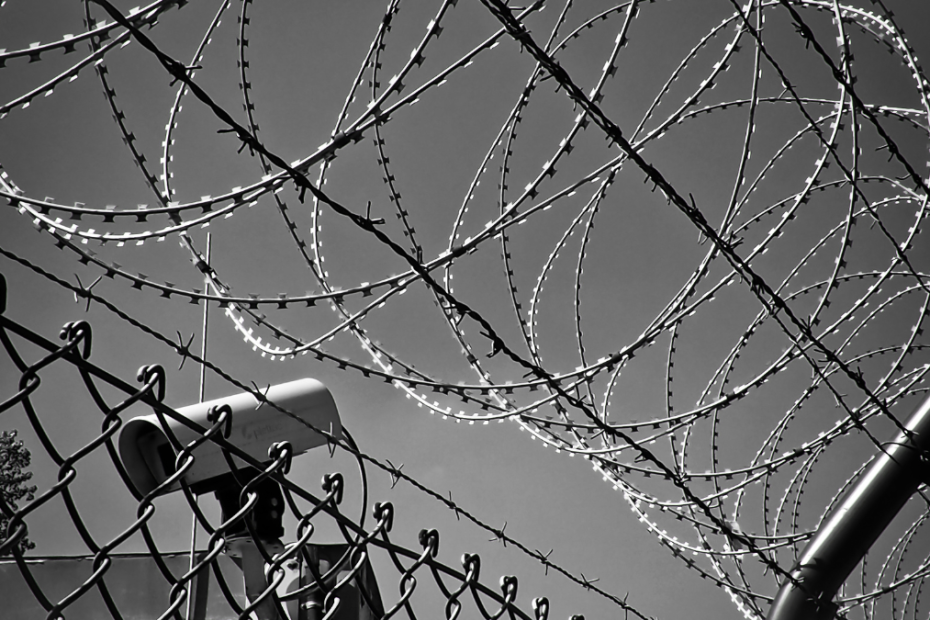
[1,0,929,618]
[0,299,591,620]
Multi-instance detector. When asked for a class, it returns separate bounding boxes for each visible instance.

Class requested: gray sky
[1,1,929,619]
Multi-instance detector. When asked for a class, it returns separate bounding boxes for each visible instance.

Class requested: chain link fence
[0,274,607,620]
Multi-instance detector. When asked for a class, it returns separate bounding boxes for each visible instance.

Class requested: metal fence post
[767,394,930,620]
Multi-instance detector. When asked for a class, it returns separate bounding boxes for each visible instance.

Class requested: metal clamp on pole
[767,393,930,620]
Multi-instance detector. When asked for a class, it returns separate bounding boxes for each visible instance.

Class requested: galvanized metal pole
[767,393,930,620]
[186,233,211,620]
[198,234,212,405]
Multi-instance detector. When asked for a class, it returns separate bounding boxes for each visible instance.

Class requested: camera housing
[119,378,341,496]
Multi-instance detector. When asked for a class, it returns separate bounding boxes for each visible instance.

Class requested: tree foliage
[0,430,36,555]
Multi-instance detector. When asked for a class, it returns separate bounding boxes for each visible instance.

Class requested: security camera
[118,377,341,497]
[120,378,343,619]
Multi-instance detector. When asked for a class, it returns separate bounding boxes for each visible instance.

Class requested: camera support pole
[767,393,930,620]
[228,535,285,620]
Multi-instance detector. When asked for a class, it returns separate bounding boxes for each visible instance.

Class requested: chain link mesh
[0,284,604,620]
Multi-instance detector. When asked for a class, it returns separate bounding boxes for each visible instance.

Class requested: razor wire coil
[1,0,929,618]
